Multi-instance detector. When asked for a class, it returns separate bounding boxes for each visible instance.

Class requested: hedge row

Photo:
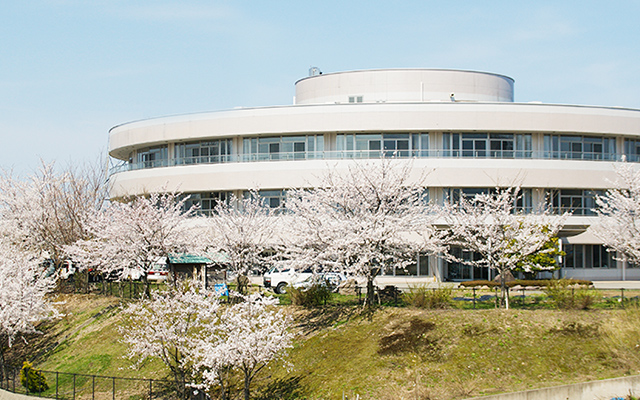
[458,279,593,288]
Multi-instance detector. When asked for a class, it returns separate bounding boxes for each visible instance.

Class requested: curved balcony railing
[109,149,630,176]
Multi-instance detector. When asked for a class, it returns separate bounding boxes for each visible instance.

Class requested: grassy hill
[7,293,640,399]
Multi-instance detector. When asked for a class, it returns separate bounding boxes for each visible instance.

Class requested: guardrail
[109,149,629,176]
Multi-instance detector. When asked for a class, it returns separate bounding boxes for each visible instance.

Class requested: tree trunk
[366,277,376,307]
[243,373,251,400]
[237,274,249,296]
[499,271,510,309]
[143,274,151,298]
[0,345,6,384]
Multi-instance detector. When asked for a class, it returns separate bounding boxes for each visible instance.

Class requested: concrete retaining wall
[464,375,640,400]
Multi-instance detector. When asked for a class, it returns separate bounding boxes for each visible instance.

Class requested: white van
[263,267,313,294]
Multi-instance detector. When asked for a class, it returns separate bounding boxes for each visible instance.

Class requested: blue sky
[1,1,639,174]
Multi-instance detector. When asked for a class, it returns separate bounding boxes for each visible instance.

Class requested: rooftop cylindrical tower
[294,68,515,104]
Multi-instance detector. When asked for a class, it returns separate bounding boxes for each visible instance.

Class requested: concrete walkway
[593,280,640,289]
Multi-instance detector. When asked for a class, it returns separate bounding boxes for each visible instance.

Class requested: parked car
[104,267,145,282]
[146,264,169,281]
[263,267,313,294]
[292,272,348,292]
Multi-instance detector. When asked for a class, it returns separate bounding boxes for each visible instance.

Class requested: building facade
[108,69,640,281]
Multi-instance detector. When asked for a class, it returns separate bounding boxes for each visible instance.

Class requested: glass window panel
[385,133,409,139]
[592,245,601,268]
[462,133,488,139]
[281,142,293,153]
[418,254,429,276]
[585,245,593,268]
[397,140,409,150]
[383,140,396,150]
[405,262,418,276]
[420,133,429,150]
[575,245,584,268]
[307,136,314,152]
[565,245,575,268]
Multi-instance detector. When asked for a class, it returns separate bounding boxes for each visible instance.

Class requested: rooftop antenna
[309,66,322,76]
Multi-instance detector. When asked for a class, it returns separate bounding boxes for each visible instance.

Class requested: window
[444,188,532,212]
[182,192,232,216]
[548,189,602,215]
[242,135,324,161]
[445,247,489,281]
[136,146,168,169]
[175,139,232,165]
[390,253,430,276]
[348,96,363,103]
[336,133,428,158]
[544,135,616,160]
[243,190,286,210]
[443,133,531,158]
[563,244,616,268]
[624,139,640,162]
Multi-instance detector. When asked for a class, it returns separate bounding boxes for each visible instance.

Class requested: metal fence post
[621,288,625,308]
[471,287,475,309]
[92,375,95,400]
[112,377,115,400]
[55,372,58,399]
[149,379,153,400]
[73,373,76,400]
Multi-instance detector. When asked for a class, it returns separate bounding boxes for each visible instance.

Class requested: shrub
[288,284,332,307]
[459,280,499,288]
[20,361,49,393]
[545,279,598,310]
[404,285,452,309]
[459,278,593,288]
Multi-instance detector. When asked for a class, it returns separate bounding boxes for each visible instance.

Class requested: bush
[404,285,452,309]
[545,279,598,310]
[459,280,499,288]
[20,361,49,393]
[288,284,332,307]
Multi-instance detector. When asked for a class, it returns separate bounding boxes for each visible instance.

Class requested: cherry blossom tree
[65,191,198,291]
[206,193,281,294]
[443,187,567,309]
[120,284,221,399]
[121,285,293,400]
[285,158,446,306]
[0,161,107,272]
[190,293,293,400]
[593,161,640,268]
[0,241,59,380]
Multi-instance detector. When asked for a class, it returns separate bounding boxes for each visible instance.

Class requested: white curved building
[108,69,640,281]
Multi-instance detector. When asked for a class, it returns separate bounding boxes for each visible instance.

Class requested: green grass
[8,294,640,400]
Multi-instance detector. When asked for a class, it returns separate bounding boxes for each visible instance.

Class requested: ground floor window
[389,253,430,276]
[445,247,490,281]
[562,244,616,268]
[182,192,232,216]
